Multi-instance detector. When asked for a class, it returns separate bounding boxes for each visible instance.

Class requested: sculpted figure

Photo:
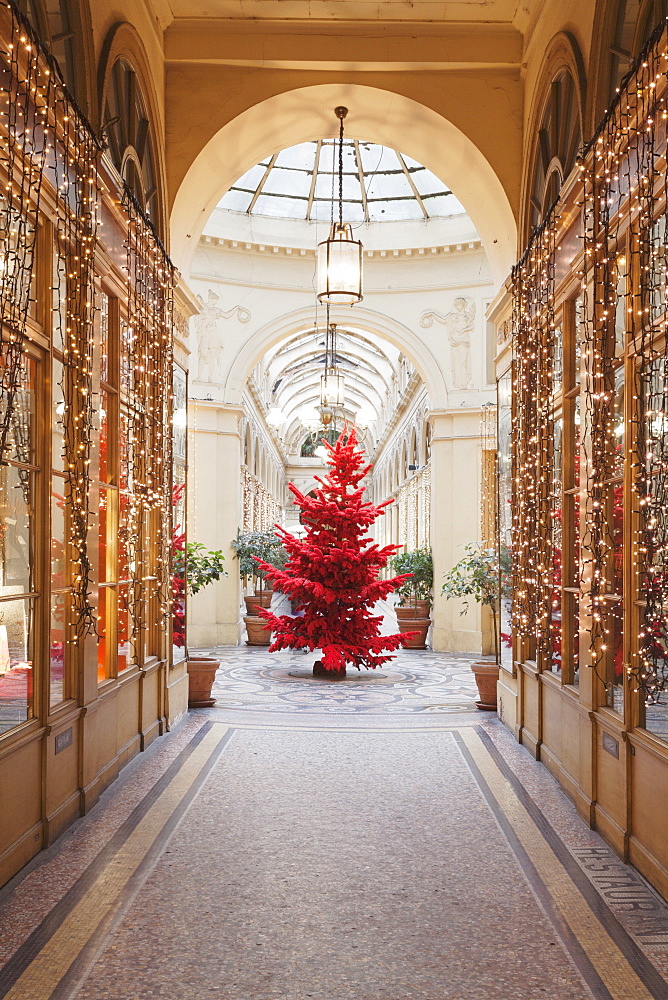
[420,296,475,390]
[194,288,251,383]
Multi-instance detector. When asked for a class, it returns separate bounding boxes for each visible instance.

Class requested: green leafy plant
[232,529,285,591]
[391,547,433,607]
[441,542,500,664]
[172,541,227,597]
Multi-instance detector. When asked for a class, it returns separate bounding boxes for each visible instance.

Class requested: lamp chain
[338,112,344,227]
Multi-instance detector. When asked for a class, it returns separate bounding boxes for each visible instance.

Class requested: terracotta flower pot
[244,614,272,645]
[396,601,431,620]
[471,660,499,711]
[399,618,431,649]
[186,656,220,708]
[254,590,272,607]
[244,595,262,616]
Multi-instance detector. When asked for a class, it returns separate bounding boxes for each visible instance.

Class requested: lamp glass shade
[320,372,345,409]
[317,223,363,305]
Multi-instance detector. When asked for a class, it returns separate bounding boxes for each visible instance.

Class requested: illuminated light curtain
[586,19,668,705]
[122,191,175,658]
[0,3,101,636]
[510,209,556,653]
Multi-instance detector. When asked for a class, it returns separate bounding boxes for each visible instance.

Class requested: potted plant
[391,547,433,648]
[232,529,280,645]
[171,531,227,707]
[440,542,500,710]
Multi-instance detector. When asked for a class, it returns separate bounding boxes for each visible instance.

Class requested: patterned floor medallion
[196,645,481,715]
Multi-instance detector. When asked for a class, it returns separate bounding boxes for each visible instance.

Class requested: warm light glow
[317,223,363,305]
[320,371,345,408]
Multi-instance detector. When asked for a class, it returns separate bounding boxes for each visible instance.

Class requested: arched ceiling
[252,324,413,455]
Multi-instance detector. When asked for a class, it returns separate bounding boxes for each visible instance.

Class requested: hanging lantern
[317,223,363,305]
[316,107,363,305]
[320,370,346,409]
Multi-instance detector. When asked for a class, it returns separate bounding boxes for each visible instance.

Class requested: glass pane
[422,192,464,217]
[644,701,668,740]
[97,585,115,683]
[218,189,253,214]
[253,194,307,220]
[0,465,33,595]
[410,168,446,197]
[99,292,109,385]
[0,597,34,734]
[226,162,268,191]
[274,142,317,171]
[52,355,66,472]
[1,357,34,466]
[99,388,110,484]
[118,581,134,672]
[51,479,66,589]
[367,199,423,222]
[98,488,115,585]
[603,599,624,714]
[50,591,67,707]
[263,167,309,197]
[574,298,583,384]
[614,256,627,357]
[553,326,563,391]
[0,201,34,320]
[53,253,67,354]
[649,215,668,321]
[120,322,133,396]
[572,395,581,490]
[565,592,580,687]
[612,367,624,477]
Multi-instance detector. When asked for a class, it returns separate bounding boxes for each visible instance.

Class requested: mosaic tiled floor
[2,644,668,999]
[199,645,481,716]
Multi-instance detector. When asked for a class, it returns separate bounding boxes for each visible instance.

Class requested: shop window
[0,356,38,734]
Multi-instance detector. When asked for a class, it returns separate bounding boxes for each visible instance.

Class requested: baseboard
[45,791,81,846]
[593,802,627,859]
[628,836,668,902]
[520,729,541,760]
[0,822,43,888]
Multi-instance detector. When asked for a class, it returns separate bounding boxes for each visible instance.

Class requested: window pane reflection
[50,591,67,707]
[0,597,34,733]
[0,465,33,595]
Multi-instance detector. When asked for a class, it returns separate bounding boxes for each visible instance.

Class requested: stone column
[429,408,484,653]
[188,401,245,647]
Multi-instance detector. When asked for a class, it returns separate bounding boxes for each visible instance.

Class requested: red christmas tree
[254,426,416,674]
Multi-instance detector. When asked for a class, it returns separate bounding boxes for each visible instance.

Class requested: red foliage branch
[255,426,416,672]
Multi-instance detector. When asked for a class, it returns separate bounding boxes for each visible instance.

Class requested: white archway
[223,305,448,411]
[171,83,516,287]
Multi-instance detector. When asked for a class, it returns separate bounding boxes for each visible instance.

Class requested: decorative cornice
[198,233,483,259]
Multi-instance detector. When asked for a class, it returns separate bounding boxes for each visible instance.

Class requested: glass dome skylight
[219,140,464,223]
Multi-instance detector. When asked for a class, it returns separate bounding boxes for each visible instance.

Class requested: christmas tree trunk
[255,426,418,674]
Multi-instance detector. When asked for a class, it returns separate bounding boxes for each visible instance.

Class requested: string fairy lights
[122,190,175,661]
[0,0,176,655]
[511,15,668,712]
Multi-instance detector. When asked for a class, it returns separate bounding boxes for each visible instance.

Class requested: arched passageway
[170,84,517,287]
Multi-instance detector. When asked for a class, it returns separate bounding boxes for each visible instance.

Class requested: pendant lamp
[317,107,363,305]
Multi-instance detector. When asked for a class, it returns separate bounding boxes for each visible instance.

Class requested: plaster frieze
[198,233,482,259]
